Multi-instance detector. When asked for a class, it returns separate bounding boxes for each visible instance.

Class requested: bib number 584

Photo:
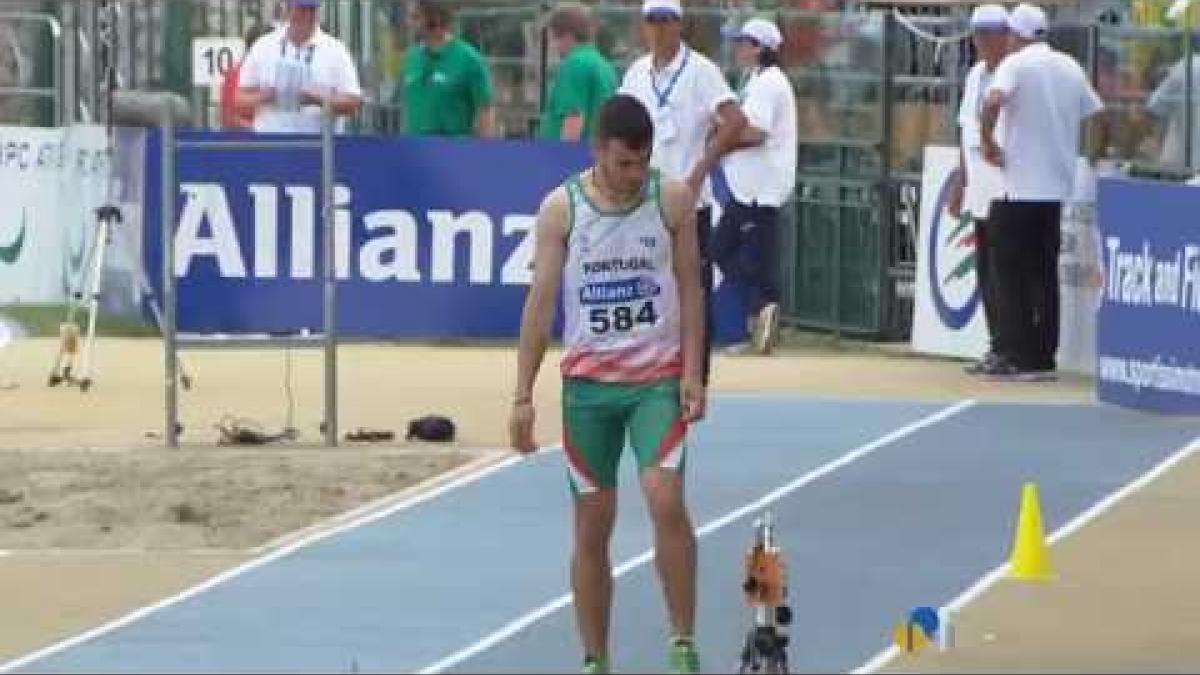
[589,301,658,335]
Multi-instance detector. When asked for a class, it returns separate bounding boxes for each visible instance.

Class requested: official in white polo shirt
[237,0,363,133]
[620,0,748,382]
[713,18,797,355]
[980,3,1105,379]
[951,4,1010,375]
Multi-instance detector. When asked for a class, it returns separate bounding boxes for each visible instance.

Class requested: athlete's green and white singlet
[558,170,687,495]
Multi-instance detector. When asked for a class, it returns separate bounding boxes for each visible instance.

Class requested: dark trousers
[712,200,780,318]
[974,214,1000,355]
[989,201,1062,371]
[697,207,714,385]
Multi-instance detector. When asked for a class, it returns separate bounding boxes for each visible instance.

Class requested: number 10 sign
[192,37,246,87]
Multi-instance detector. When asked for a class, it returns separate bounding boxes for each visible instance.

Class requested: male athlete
[509,94,707,674]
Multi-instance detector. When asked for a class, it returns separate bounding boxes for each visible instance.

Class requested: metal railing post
[64,3,77,124]
[874,9,898,342]
[162,107,180,449]
[1185,30,1194,171]
[51,15,62,126]
[322,98,338,448]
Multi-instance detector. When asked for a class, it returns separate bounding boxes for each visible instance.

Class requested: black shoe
[964,352,1000,375]
[980,357,1021,380]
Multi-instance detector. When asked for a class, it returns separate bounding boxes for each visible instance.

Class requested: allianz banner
[143,133,746,342]
[1096,178,1200,414]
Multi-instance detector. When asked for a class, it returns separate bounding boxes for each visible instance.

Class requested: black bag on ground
[406,415,456,442]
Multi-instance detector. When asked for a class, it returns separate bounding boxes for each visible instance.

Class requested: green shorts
[561,377,687,496]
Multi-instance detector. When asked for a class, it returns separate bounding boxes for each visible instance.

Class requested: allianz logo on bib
[173,183,536,285]
[580,277,661,305]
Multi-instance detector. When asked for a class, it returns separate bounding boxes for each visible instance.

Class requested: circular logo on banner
[928,167,981,330]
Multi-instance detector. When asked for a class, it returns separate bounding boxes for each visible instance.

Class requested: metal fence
[1,0,1197,338]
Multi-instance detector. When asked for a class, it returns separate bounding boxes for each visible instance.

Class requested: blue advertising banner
[1096,178,1200,414]
[143,133,746,343]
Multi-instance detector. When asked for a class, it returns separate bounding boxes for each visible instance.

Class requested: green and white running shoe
[669,636,701,674]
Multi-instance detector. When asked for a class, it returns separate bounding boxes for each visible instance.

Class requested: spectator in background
[980,3,1105,380]
[719,0,758,75]
[400,0,498,137]
[713,18,797,355]
[949,5,1011,375]
[538,3,618,142]
[1146,43,1200,169]
[620,0,748,383]
[220,24,273,130]
[236,0,363,133]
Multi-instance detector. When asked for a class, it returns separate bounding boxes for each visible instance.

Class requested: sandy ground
[1,336,1196,670]
[0,448,468,550]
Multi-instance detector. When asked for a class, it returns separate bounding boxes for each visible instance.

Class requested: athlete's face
[595,139,652,199]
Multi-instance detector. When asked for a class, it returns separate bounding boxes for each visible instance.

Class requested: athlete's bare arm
[662,179,707,423]
[510,186,571,453]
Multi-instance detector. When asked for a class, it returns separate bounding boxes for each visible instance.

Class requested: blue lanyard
[280,37,316,66]
[650,47,689,109]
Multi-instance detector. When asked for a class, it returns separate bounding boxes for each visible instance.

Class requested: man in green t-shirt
[538,2,618,142]
[399,0,498,137]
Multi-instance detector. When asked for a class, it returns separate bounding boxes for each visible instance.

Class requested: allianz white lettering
[1105,237,1200,313]
[175,183,535,285]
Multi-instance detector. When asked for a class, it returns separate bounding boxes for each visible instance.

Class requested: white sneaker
[724,342,752,356]
[755,303,780,354]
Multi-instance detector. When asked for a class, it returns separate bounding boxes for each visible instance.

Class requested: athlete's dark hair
[594,94,654,150]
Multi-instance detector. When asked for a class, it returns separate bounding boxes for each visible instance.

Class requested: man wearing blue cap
[237,0,362,133]
[952,4,1011,376]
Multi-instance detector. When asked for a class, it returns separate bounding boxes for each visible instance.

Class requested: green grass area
[0,305,158,338]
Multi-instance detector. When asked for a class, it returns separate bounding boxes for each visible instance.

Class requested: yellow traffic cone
[1008,483,1055,581]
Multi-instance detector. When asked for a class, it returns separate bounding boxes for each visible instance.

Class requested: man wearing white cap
[952,4,1011,375]
[712,18,797,355]
[980,3,1105,379]
[620,0,749,383]
[237,0,363,133]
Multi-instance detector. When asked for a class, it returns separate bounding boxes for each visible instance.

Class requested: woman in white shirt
[713,19,797,354]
